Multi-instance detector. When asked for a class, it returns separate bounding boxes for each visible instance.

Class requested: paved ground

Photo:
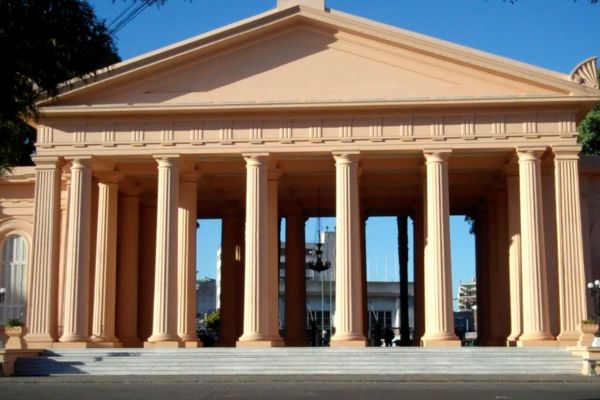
[1,376,600,400]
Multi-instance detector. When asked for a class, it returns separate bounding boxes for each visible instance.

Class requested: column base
[236,340,284,348]
[557,332,580,347]
[143,341,181,348]
[181,340,202,348]
[285,339,308,347]
[24,334,56,350]
[517,339,558,347]
[421,339,461,348]
[53,341,90,349]
[330,339,367,348]
[89,341,123,348]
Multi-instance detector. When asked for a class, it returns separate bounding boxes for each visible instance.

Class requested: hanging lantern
[307,187,331,273]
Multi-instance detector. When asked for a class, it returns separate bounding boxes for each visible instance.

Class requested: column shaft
[219,213,243,346]
[146,156,180,346]
[331,152,366,346]
[116,190,141,346]
[91,177,120,345]
[284,213,307,346]
[177,176,200,347]
[517,149,554,346]
[25,157,61,348]
[421,151,459,347]
[238,154,283,346]
[506,175,523,345]
[60,158,92,345]
[413,191,426,345]
[554,147,588,345]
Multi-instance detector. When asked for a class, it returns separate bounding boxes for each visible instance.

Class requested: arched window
[1,235,28,324]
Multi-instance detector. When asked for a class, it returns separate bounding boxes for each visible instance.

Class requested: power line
[109,0,152,35]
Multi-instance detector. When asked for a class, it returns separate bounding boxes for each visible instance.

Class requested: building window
[1,235,28,324]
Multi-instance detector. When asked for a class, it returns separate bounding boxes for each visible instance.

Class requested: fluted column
[91,173,121,346]
[116,186,141,346]
[331,152,366,347]
[238,154,283,346]
[267,170,283,344]
[177,172,200,347]
[59,157,92,346]
[218,212,243,346]
[506,173,522,345]
[421,150,459,347]
[146,156,180,347]
[284,210,307,346]
[517,148,554,346]
[554,146,588,345]
[413,205,425,346]
[25,156,62,348]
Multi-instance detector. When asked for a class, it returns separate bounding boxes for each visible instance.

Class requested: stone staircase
[14,347,582,376]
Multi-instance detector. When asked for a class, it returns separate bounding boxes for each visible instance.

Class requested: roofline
[39,95,600,117]
[39,3,600,105]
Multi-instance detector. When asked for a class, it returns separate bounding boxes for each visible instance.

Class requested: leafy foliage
[6,318,24,327]
[0,0,120,171]
[204,309,220,329]
[578,68,600,155]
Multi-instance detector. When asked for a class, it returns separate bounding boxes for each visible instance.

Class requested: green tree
[578,68,600,155]
[0,0,121,171]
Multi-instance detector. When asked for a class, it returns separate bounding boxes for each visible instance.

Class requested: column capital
[423,149,452,163]
[243,152,270,166]
[516,146,546,162]
[282,206,306,220]
[120,181,143,197]
[95,171,123,184]
[32,156,62,169]
[65,156,92,169]
[552,145,581,161]
[332,151,360,164]
[153,154,180,167]
[268,168,282,181]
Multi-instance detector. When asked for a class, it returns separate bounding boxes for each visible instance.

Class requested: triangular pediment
[45,5,598,110]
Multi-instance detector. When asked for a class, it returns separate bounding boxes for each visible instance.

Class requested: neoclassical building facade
[1,0,600,349]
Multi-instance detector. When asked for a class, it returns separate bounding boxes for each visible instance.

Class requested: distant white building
[457,278,477,311]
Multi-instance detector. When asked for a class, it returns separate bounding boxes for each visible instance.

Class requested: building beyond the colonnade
[1,0,600,350]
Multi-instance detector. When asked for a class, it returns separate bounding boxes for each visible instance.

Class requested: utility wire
[109,0,152,35]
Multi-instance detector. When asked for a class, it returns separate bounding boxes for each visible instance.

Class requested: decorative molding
[399,117,413,141]
[569,57,599,89]
[190,123,204,145]
[369,119,383,142]
[40,111,580,152]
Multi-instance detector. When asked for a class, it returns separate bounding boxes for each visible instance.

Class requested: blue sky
[88,0,599,304]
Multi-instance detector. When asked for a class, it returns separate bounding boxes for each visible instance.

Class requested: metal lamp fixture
[587,279,600,347]
[307,188,331,273]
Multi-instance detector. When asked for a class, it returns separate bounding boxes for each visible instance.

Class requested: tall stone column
[360,213,368,339]
[421,150,460,347]
[90,173,121,346]
[398,216,411,346]
[25,156,62,348]
[267,171,283,343]
[57,170,71,339]
[331,152,366,347]
[59,157,92,346]
[116,186,141,346]
[238,154,283,347]
[506,174,523,345]
[516,148,554,346]
[492,187,511,344]
[219,212,243,346]
[146,156,180,347]
[177,173,200,347]
[412,205,425,346]
[553,146,588,345]
[284,210,307,346]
